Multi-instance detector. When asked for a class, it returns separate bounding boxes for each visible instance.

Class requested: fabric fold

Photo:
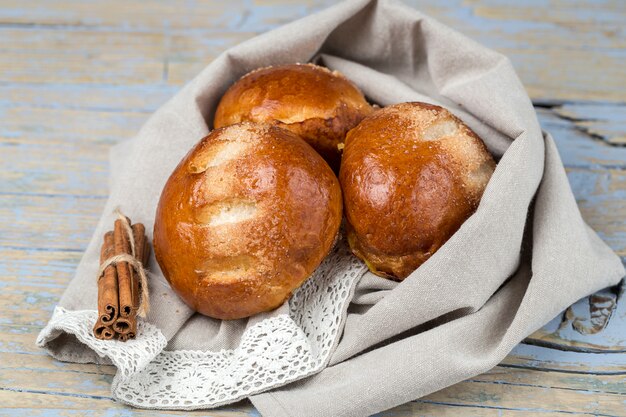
[250,133,625,417]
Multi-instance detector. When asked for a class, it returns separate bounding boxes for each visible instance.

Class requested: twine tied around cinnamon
[97,209,150,317]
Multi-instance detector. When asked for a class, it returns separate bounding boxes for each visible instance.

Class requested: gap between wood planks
[533,100,626,147]
[411,399,621,417]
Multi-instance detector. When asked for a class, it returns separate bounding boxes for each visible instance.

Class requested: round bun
[154,122,343,319]
[214,63,373,170]
[339,102,496,280]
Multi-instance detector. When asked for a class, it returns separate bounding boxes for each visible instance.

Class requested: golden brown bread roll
[339,102,496,280]
[214,63,374,171]
[154,122,343,319]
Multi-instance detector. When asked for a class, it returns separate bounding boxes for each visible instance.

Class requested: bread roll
[214,63,373,171]
[339,102,496,280]
[154,122,343,319]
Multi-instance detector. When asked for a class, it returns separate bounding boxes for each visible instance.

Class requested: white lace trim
[37,241,366,409]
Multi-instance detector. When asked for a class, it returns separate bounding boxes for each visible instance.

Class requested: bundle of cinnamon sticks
[93,214,150,341]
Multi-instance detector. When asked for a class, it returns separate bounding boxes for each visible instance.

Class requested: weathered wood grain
[554,103,626,146]
[422,378,625,416]
[4,351,625,397]
[407,0,626,103]
[0,106,148,144]
[0,391,535,417]
[526,282,626,353]
[567,168,626,259]
[469,366,626,395]
[538,107,626,170]
[0,391,257,417]
[0,83,176,112]
[505,343,626,375]
[0,143,109,196]
[0,27,252,86]
[1,0,623,101]
[0,248,80,284]
[3,347,625,417]
[0,195,105,251]
[2,351,624,416]
[0,326,44,356]
[0,0,332,31]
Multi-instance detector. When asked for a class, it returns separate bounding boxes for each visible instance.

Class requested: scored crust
[154,122,343,319]
[213,63,374,170]
[339,102,496,280]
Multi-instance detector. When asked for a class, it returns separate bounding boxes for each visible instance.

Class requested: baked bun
[214,63,373,170]
[154,122,343,319]
[339,102,496,280]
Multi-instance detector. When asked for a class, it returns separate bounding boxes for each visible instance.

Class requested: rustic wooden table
[1,1,625,416]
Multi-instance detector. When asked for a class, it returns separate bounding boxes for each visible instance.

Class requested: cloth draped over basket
[37,1,625,416]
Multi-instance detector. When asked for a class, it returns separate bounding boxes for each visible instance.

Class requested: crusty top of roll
[154,122,343,319]
[340,102,496,280]
[213,63,373,170]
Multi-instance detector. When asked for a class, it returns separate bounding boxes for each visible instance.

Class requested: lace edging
[37,241,366,409]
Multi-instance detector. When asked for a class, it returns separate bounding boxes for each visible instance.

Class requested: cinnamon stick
[118,331,135,342]
[114,218,135,318]
[118,317,136,341]
[113,316,132,334]
[93,318,115,340]
[98,231,119,324]
[142,239,150,265]
[93,212,149,342]
[131,223,146,312]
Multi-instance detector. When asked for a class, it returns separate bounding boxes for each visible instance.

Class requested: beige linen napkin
[37,0,624,416]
